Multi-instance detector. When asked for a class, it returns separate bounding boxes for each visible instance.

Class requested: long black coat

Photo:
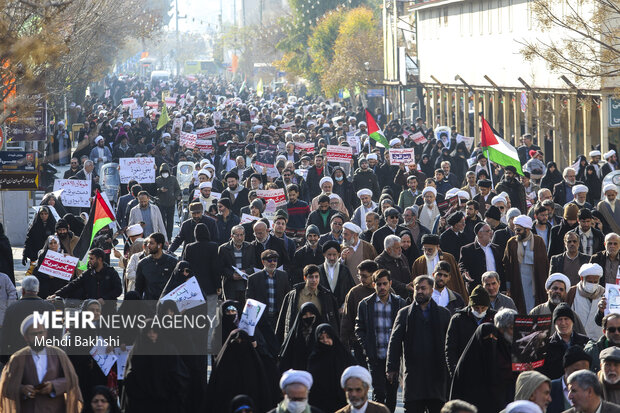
[445,307,497,375]
[538,331,589,380]
[292,244,325,286]
[458,241,505,292]
[440,229,467,263]
[168,216,219,255]
[0,224,14,284]
[23,212,56,261]
[547,220,579,258]
[182,239,221,295]
[318,264,356,307]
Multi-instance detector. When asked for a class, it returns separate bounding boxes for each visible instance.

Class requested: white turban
[545,273,571,290]
[20,314,35,337]
[94,135,104,144]
[198,169,212,179]
[505,400,543,413]
[578,263,603,278]
[340,365,372,389]
[446,188,459,198]
[367,154,378,161]
[491,195,507,206]
[162,132,171,138]
[126,224,143,237]
[422,187,437,196]
[589,150,601,157]
[199,181,212,189]
[389,138,401,147]
[513,215,533,229]
[357,189,372,198]
[328,193,341,200]
[571,184,588,195]
[605,150,617,160]
[359,121,367,127]
[456,190,471,200]
[343,222,362,234]
[604,183,618,194]
[280,369,313,390]
[200,159,209,168]
[319,177,333,188]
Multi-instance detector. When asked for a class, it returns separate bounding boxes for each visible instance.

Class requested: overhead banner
[119,157,156,184]
[295,142,315,154]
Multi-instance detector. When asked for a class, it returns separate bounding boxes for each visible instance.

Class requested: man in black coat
[494,165,527,213]
[371,208,407,255]
[306,195,337,235]
[568,208,605,257]
[547,346,592,413]
[0,222,14,285]
[548,206,579,258]
[182,223,221,297]
[318,241,356,307]
[374,235,412,300]
[552,167,582,206]
[219,225,256,304]
[549,232,591,286]
[491,207,520,254]
[221,171,250,217]
[386,275,451,413]
[134,233,178,300]
[459,222,504,292]
[168,202,219,256]
[440,211,467,263]
[246,249,291,329]
[306,154,328,200]
[292,225,325,285]
[251,220,290,274]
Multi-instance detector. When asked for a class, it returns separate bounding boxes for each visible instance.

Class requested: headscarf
[399,229,420,266]
[278,302,321,372]
[583,164,601,205]
[221,300,243,345]
[540,161,563,190]
[229,394,256,413]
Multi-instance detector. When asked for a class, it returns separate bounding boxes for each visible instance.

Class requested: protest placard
[121,98,137,109]
[256,142,277,167]
[295,168,309,180]
[53,179,91,207]
[256,188,287,207]
[90,344,118,376]
[119,157,156,184]
[388,148,416,165]
[115,346,132,380]
[195,139,213,154]
[411,131,427,145]
[238,299,266,336]
[172,117,183,132]
[179,131,197,149]
[229,143,246,159]
[213,111,223,125]
[38,250,78,281]
[164,96,177,107]
[145,101,158,108]
[437,195,459,216]
[511,315,551,371]
[240,213,260,225]
[196,127,217,140]
[131,107,145,119]
[295,142,315,155]
[159,276,206,312]
[326,145,353,163]
[346,134,361,154]
[456,134,475,151]
[607,283,620,313]
[280,121,295,131]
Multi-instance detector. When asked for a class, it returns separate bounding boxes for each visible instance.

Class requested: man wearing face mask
[155,163,181,241]
[337,365,390,413]
[566,263,606,340]
[268,369,323,413]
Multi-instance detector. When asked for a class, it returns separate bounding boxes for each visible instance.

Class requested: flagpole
[487,148,494,188]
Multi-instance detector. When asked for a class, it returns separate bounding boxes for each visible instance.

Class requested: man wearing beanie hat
[54,218,78,255]
[504,214,549,313]
[510,370,552,413]
[440,211,466,262]
[495,164,527,213]
[352,158,380,203]
[168,202,219,255]
[484,204,506,231]
[540,303,589,380]
[547,203,580,257]
[446,285,496,375]
[548,346,592,413]
[292,225,326,284]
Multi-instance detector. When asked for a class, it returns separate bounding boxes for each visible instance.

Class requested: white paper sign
[346,134,361,154]
[195,139,213,154]
[114,346,132,380]
[238,298,266,336]
[164,96,177,107]
[326,145,353,163]
[131,107,145,119]
[53,179,91,207]
[196,127,217,140]
[606,283,620,314]
[232,266,248,280]
[388,148,416,165]
[121,98,137,109]
[256,188,287,207]
[411,131,427,145]
[179,131,197,149]
[159,276,206,312]
[38,250,78,281]
[295,168,309,180]
[172,117,183,132]
[280,121,295,130]
[119,158,156,184]
[90,344,118,376]
[241,213,259,224]
[456,134,475,151]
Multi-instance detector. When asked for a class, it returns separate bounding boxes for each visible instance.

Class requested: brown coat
[503,234,549,314]
[411,250,469,300]
[340,283,375,349]
[335,400,391,413]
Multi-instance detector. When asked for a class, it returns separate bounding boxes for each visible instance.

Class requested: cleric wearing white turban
[338,366,390,413]
[280,369,313,390]
[513,215,533,229]
[545,273,571,290]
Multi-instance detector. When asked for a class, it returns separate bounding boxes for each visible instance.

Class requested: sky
[167,0,238,33]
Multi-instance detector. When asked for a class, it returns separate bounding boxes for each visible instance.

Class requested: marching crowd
[3,74,620,413]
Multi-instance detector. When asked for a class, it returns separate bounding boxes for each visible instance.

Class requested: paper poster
[164,96,177,107]
[145,101,159,108]
[179,131,197,149]
[90,344,118,376]
[159,276,206,312]
[437,195,459,216]
[467,158,476,168]
[172,117,183,132]
[256,142,277,168]
[280,121,295,131]
[114,346,132,380]
[606,283,620,313]
[53,179,91,207]
[238,299,266,336]
[346,134,361,154]
[38,250,78,281]
[121,98,137,109]
[196,127,217,140]
[295,168,309,180]
[411,131,427,145]
[195,139,213,154]
[232,266,249,280]
[131,107,145,119]
[241,213,260,224]
[295,142,315,154]
[435,126,452,148]
[213,111,222,126]
[256,188,287,207]
[266,167,280,179]
[229,143,246,159]
[456,134,475,151]
[388,148,416,165]
[119,157,156,184]
[511,315,552,371]
[326,145,353,163]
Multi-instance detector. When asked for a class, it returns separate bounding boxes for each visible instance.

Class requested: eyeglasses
[263,257,278,263]
[607,327,620,333]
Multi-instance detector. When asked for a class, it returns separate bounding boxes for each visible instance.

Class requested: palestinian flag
[156,101,170,130]
[365,109,390,148]
[72,190,115,269]
[480,115,524,175]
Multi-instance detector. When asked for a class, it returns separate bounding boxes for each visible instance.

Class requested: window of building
[460,5,464,35]
[443,7,448,24]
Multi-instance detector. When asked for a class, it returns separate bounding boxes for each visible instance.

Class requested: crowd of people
[4,74,620,413]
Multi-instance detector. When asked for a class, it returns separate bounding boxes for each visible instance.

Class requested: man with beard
[412,234,469,301]
[128,191,168,242]
[0,314,82,412]
[590,233,620,288]
[63,157,81,179]
[463,201,482,245]
[54,219,78,255]
[482,271,517,311]
[396,172,423,210]
[530,272,587,333]
[134,233,178,300]
[598,347,620,404]
[221,171,250,217]
[342,260,377,360]
[361,212,381,243]
[352,189,378,231]
[419,187,441,230]
[548,203,580,258]
[268,370,324,413]
[586,314,620,373]
[495,165,527,213]
[532,205,553,250]
[272,213,296,262]
[553,167,581,205]
[459,223,504,293]
[193,181,218,213]
[219,225,255,304]
[569,209,605,257]
[550,232,590,286]
[598,185,620,238]
[336,366,390,413]
[403,206,430,247]
[603,150,619,177]
[168,202,219,256]
[318,241,356,307]
[89,135,112,173]
[450,308,518,412]
[474,179,496,218]
[51,248,122,314]
[504,215,549,313]
[307,194,337,235]
[431,260,465,315]
[440,211,467,263]
[319,214,345,246]
[386,275,451,413]
[341,222,377,280]
[567,264,605,340]
[293,225,325,285]
[565,370,620,413]
[307,154,329,200]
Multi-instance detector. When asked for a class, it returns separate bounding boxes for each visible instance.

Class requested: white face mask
[582,281,598,293]
[161,172,169,178]
[285,399,307,413]
[472,309,487,319]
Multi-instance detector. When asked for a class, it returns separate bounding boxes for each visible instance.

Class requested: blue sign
[610,98,620,128]
[367,89,385,97]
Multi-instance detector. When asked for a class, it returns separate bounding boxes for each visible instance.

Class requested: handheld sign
[172,117,183,132]
[326,145,352,163]
[256,142,277,168]
[256,188,287,207]
[511,315,551,371]
[411,131,427,145]
[114,346,132,380]
[119,158,156,184]
[179,131,197,149]
[238,299,266,336]
[294,142,315,155]
[53,179,91,208]
[131,107,145,119]
[388,148,415,165]
[196,127,217,140]
[39,250,78,281]
[606,283,620,313]
[159,276,206,312]
[90,344,118,376]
